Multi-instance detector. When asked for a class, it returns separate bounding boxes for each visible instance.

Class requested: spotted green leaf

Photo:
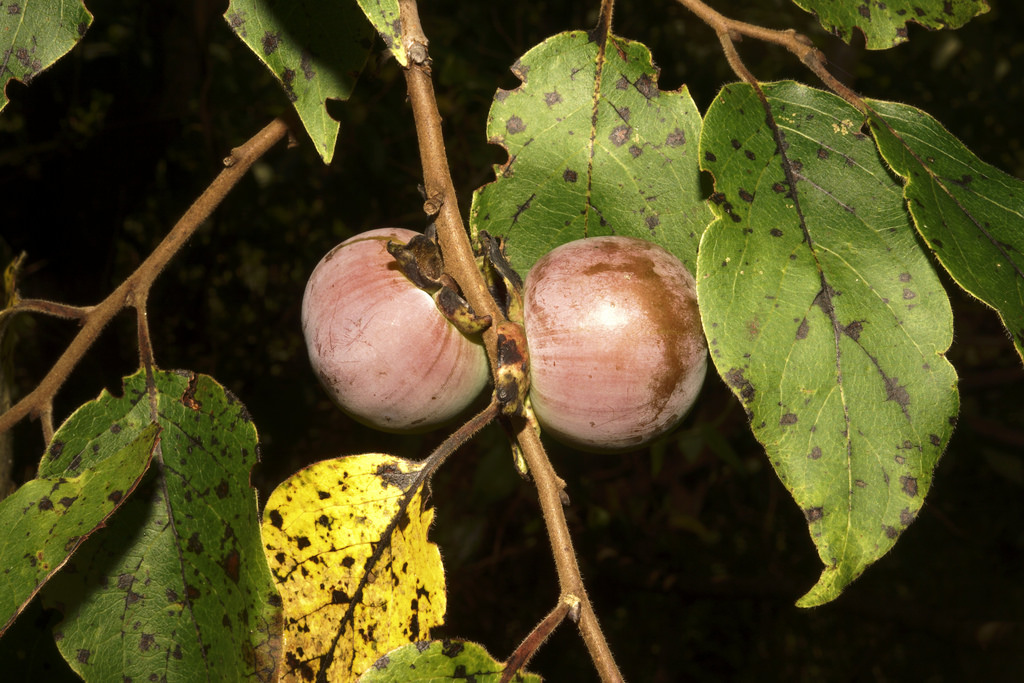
[263,453,445,681]
[470,30,712,278]
[791,0,989,49]
[0,0,92,113]
[40,370,282,681]
[224,0,374,163]
[866,99,1024,362]
[0,424,157,637]
[354,0,406,66]
[697,81,958,607]
[359,639,542,683]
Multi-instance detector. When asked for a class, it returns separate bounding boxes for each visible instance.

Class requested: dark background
[2,0,1023,680]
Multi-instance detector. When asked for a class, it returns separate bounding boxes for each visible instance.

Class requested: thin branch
[0,118,291,439]
[1,299,94,321]
[501,596,579,683]
[397,2,625,680]
[396,2,624,681]
[675,0,867,112]
[398,0,504,365]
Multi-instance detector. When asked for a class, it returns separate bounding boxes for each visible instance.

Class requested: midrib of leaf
[314,461,426,680]
[759,89,859,566]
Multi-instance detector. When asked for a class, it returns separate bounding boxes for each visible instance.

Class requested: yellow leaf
[262,453,446,681]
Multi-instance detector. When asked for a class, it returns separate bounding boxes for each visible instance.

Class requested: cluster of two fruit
[301,228,707,452]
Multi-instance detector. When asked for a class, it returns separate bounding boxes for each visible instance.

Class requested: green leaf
[697,81,958,607]
[470,31,712,278]
[791,0,989,49]
[262,453,446,681]
[359,640,542,683]
[40,370,282,681]
[866,98,1024,363]
[0,424,157,637]
[0,0,92,113]
[224,0,374,163]
[354,0,406,66]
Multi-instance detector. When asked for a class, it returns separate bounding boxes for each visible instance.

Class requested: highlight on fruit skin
[523,236,707,452]
[301,227,490,432]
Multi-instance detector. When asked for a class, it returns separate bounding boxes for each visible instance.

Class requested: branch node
[409,42,431,68]
[564,594,583,624]
[422,192,444,217]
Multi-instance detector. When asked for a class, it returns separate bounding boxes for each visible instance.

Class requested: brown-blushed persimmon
[523,236,707,452]
[301,228,489,432]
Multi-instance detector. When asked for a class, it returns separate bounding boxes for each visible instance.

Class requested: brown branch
[397,2,623,680]
[1,299,94,322]
[0,118,291,440]
[501,597,574,683]
[675,0,867,112]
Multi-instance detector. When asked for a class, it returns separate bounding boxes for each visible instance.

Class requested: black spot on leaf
[883,525,898,539]
[666,129,685,146]
[900,508,916,525]
[609,125,631,146]
[796,318,809,340]
[769,228,783,237]
[108,490,123,503]
[724,368,756,404]
[809,446,822,460]
[222,549,240,583]
[38,496,53,511]
[900,475,918,497]
[704,151,717,162]
[804,507,823,522]
[187,532,203,554]
[842,320,863,341]
[268,509,284,529]
[261,31,280,55]
[318,490,331,500]
[441,640,465,658]
[300,50,316,80]
[634,74,657,99]
[780,413,798,426]
[563,169,578,183]
[295,536,311,550]
[544,91,562,107]
[506,116,526,134]
[885,377,910,410]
